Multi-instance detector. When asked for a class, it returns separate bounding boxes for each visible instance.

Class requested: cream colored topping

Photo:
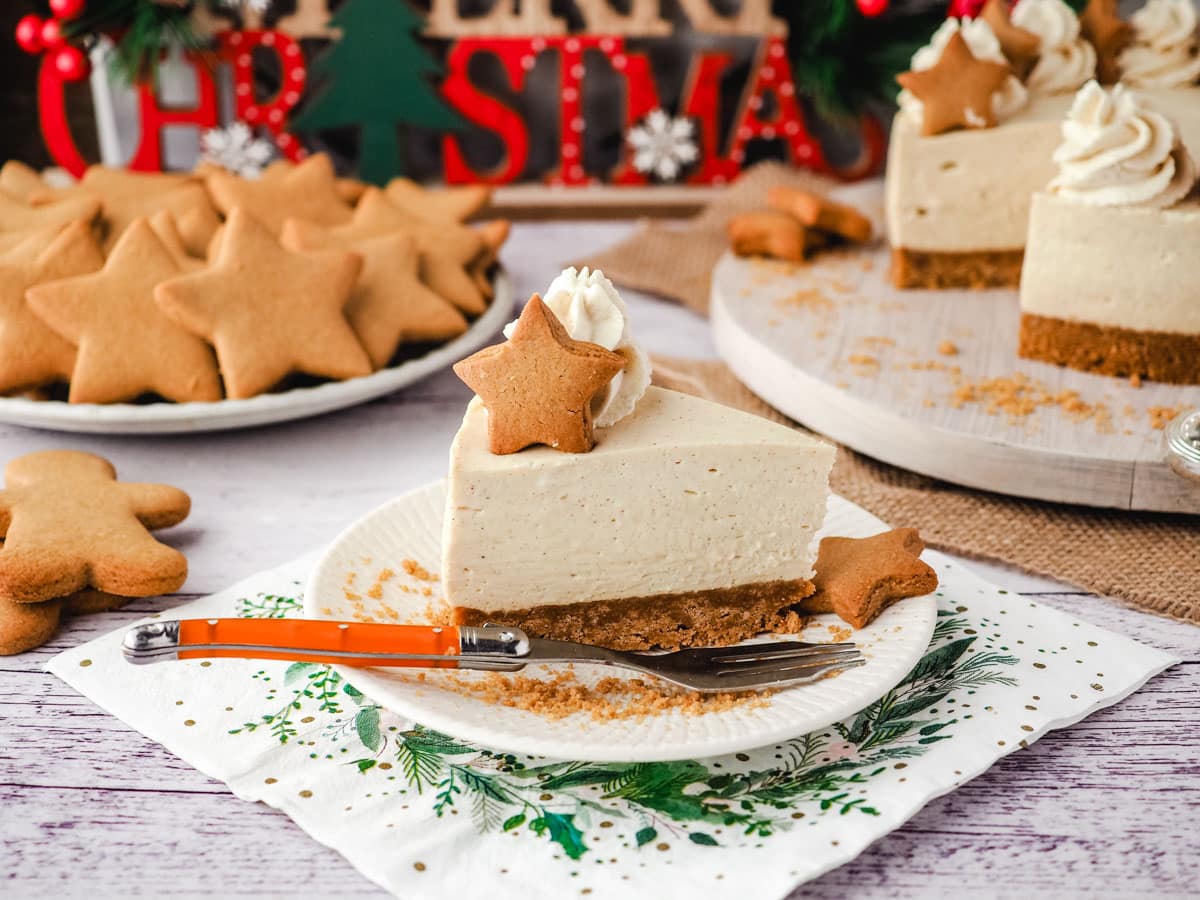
[1012,0,1097,95]
[885,87,1200,252]
[505,267,651,428]
[1050,82,1197,208]
[899,19,1028,126]
[1020,191,1200,333]
[442,387,835,612]
[1120,0,1200,89]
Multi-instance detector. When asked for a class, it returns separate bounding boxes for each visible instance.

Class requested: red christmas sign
[16,0,890,186]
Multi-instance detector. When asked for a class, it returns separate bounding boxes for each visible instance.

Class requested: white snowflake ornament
[219,0,273,12]
[626,109,699,182]
[200,122,276,179]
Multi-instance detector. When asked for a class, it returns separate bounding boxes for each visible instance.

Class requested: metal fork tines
[515,638,867,693]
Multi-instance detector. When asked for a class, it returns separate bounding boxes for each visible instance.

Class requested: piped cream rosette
[504,267,652,428]
[1049,81,1197,208]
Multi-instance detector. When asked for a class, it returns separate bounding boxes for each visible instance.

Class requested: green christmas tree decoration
[290,0,464,185]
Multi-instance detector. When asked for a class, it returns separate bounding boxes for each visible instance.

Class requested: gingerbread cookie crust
[1018,313,1200,385]
[890,247,1024,289]
[453,578,814,651]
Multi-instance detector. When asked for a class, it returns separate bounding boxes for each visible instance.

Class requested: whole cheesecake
[442,386,835,650]
[886,1,1200,289]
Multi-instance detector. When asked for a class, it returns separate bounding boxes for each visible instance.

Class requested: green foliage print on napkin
[228,594,1018,861]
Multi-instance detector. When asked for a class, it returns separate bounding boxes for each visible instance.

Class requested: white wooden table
[2,223,1196,898]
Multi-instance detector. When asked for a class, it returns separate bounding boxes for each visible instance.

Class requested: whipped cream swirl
[1119,0,1200,89]
[504,267,651,428]
[1050,81,1197,207]
[899,19,1028,126]
[1012,0,1097,95]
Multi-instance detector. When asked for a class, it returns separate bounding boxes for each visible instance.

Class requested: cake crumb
[937,340,958,357]
[1149,405,1181,430]
[435,669,770,722]
[827,625,852,643]
[1128,373,1142,388]
[343,588,362,602]
[367,583,383,600]
[776,288,832,314]
[859,336,895,349]
[402,559,438,582]
[847,354,880,374]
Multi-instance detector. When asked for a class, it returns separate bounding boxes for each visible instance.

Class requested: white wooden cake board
[710,183,1200,515]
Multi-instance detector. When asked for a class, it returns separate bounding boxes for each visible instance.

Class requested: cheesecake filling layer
[443,387,835,619]
[1020,193,1200,334]
[454,578,815,651]
[886,88,1200,254]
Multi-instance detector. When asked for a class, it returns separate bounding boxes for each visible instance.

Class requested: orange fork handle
[176,618,462,668]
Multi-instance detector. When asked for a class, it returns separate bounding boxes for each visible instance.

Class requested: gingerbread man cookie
[0,450,190,606]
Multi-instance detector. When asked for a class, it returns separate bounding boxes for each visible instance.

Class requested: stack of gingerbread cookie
[0,154,509,403]
[727,187,874,263]
[0,450,191,655]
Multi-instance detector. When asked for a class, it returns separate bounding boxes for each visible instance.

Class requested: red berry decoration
[948,0,987,15]
[857,0,890,15]
[41,17,65,49]
[15,14,44,53]
[52,45,90,82]
[49,0,87,21]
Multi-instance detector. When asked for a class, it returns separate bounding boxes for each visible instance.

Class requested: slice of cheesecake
[442,386,835,650]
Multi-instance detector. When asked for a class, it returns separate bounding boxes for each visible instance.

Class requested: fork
[122,619,866,693]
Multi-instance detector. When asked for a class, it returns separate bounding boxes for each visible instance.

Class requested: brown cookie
[728,211,817,262]
[0,595,62,655]
[64,588,133,615]
[29,166,217,255]
[1081,0,1131,85]
[800,528,939,629]
[325,188,487,315]
[26,218,223,404]
[981,0,1042,78]
[454,294,625,455]
[155,207,370,398]
[205,153,354,235]
[384,177,492,223]
[0,161,50,200]
[147,210,206,272]
[281,220,467,369]
[0,222,105,395]
[0,189,101,236]
[0,450,190,605]
[767,187,874,245]
[896,30,1013,136]
[471,219,510,299]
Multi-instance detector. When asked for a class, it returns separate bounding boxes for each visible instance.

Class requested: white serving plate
[304,480,938,763]
[0,273,512,434]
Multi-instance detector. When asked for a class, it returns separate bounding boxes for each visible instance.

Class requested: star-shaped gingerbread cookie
[897,31,1014,136]
[155,207,370,399]
[981,0,1042,78]
[1081,0,1131,85]
[800,528,938,629]
[0,450,190,605]
[454,294,625,454]
[384,177,492,223]
[281,220,467,369]
[325,188,487,315]
[27,165,218,255]
[0,190,100,237]
[0,222,105,395]
[26,218,223,404]
[205,153,354,235]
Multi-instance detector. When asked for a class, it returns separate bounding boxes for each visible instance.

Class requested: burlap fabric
[581,163,1200,625]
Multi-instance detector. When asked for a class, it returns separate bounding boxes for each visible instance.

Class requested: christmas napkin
[50,524,1174,900]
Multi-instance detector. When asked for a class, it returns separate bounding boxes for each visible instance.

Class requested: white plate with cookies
[0,273,511,435]
[303,480,939,763]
